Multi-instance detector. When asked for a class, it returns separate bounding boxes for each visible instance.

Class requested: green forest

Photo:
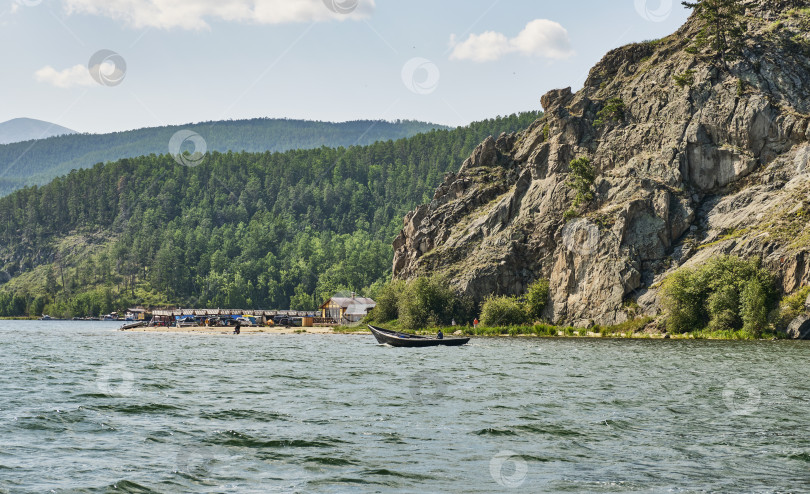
[0,118,447,196]
[0,112,541,317]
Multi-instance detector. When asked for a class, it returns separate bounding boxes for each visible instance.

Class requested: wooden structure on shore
[150,309,320,327]
[151,309,314,317]
[320,294,376,325]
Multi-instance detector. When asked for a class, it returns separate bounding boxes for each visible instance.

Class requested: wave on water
[474,427,517,436]
[89,403,183,414]
[99,480,164,493]
[303,456,359,466]
[788,452,810,462]
[199,409,291,422]
[209,430,346,449]
[359,468,435,480]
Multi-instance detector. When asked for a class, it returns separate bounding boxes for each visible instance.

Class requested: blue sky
[0,0,690,133]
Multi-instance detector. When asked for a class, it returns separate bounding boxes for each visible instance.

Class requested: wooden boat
[119,321,147,330]
[368,325,469,347]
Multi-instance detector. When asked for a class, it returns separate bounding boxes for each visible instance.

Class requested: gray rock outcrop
[787,315,810,340]
[392,1,810,326]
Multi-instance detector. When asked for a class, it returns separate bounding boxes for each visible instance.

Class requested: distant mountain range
[0,118,76,145]
[0,118,449,196]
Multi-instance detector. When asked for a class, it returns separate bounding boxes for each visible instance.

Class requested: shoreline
[6,319,794,340]
[121,325,350,335]
[115,325,796,341]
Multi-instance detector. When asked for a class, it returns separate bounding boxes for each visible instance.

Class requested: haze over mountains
[0,118,448,196]
[0,118,76,145]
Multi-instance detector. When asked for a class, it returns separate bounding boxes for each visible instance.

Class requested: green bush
[673,70,696,88]
[740,278,769,333]
[566,157,595,209]
[367,279,405,323]
[661,256,777,335]
[594,98,625,127]
[525,279,550,321]
[397,276,473,330]
[480,295,531,327]
[773,285,810,331]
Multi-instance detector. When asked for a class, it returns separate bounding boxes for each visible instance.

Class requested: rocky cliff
[393,0,810,327]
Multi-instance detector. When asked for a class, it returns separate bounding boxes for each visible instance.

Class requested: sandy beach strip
[120,325,373,335]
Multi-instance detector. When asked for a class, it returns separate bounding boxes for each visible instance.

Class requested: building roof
[321,296,376,310]
[343,303,376,316]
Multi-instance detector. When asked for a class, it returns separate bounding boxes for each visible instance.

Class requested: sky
[0,0,691,133]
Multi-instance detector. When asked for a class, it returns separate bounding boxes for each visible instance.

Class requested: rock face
[787,315,810,340]
[393,0,810,326]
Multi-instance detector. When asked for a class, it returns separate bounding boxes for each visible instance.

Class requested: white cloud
[34,64,96,88]
[61,0,375,30]
[450,19,574,63]
[448,31,510,63]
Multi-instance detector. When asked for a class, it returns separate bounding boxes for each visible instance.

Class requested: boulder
[786,315,810,340]
[805,293,810,312]
[459,136,498,173]
[540,87,573,113]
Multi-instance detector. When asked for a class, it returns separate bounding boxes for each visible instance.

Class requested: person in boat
[233,321,241,335]
[437,329,443,340]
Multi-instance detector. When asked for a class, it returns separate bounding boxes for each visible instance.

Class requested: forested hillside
[0,118,447,196]
[0,112,541,317]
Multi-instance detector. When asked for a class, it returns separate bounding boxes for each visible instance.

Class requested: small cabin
[125,307,148,321]
[320,294,376,324]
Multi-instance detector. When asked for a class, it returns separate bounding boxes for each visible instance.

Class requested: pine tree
[682,0,746,64]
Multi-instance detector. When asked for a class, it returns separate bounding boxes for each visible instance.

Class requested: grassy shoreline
[366,317,791,341]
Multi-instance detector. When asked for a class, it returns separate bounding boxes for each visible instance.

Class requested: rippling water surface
[1,321,809,493]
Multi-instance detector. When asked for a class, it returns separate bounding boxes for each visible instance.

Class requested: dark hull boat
[368,325,469,347]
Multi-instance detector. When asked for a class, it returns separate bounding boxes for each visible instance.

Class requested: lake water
[0,321,808,493]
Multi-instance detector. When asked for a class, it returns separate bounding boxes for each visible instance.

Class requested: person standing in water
[233,320,241,335]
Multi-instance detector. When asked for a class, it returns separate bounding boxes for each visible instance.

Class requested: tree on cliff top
[682,0,747,64]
